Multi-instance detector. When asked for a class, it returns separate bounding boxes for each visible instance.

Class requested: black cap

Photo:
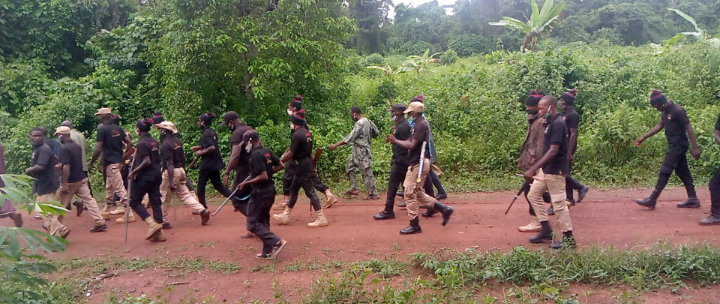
[387,103,407,112]
[223,111,239,123]
[242,130,260,142]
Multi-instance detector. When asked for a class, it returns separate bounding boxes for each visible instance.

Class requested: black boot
[400,217,422,235]
[677,197,701,208]
[374,210,396,220]
[547,207,554,215]
[530,221,553,243]
[576,186,590,204]
[422,207,438,217]
[636,190,659,209]
[700,214,720,225]
[432,201,454,226]
[550,231,577,249]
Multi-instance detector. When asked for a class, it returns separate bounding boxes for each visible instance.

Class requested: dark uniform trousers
[130,173,163,224]
[283,169,329,195]
[709,167,720,215]
[385,161,408,212]
[654,144,696,198]
[231,166,252,215]
[287,173,322,211]
[565,160,584,203]
[247,184,282,254]
[198,168,232,208]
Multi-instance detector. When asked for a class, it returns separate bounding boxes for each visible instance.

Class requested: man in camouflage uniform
[329,106,380,200]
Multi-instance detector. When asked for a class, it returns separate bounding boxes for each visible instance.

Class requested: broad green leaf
[538,0,554,26]
[669,9,703,37]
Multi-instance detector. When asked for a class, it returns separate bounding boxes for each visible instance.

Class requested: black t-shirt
[230,123,253,168]
[200,128,224,171]
[408,117,430,167]
[563,107,580,154]
[97,123,126,165]
[392,118,412,165]
[161,135,186,169]
[542,114,570,175]
[715,113,720,131]
[249,146,281,188]
[44,138,61,158]
[289,127,314,175]
[133,133,161,181]
[60,140,87,183]
[662,102,690,147]
[31,143,59,195]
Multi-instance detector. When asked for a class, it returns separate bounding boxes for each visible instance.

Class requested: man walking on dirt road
[374,103,412,220]
[700,101,720,226]
[635,90,701,209]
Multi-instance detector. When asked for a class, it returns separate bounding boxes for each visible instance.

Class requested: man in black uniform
[128,118,165,242]
[374,103,412,220]
[701,102,720,225]
[89,107,134,223]
[222,111,255,238]
[635,90,701,209]
[273,112,329,227]
[386,102,453,234]
[237,130,287,259]
[524,96,575,249]
[55,126,107,232]
[559,89,590,207]
[26,127,70,238]
[192,113,232,209]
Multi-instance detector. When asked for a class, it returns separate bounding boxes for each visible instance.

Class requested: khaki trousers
[104,163,128,207]
[403,159,436,220]
[160,168,205,223]
[528,169,572,232]
[37,193,65,235]
[58,178,104,224]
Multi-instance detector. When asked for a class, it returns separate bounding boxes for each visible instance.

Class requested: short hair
[350,106,362,114]
[61,120,73,128]
[539,95,558,106]
[30,127,44,135]
[37,126,49,136]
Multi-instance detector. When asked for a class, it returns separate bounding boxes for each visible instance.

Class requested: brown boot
[307,210,329,228]
[322,190,338,208]
[150,230,166,242]
[101,205,111,220]
[144,217,162,240]
[116,210,135,224]
[272,207,292,225]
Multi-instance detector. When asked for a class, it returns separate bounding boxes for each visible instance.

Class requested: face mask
[227,123,235,131]
[57,135,63,143]
[392,115,398,121]
[245,142,253,153]
[287,109,293,116]
[290,122,295,129]
[135,129,140,136]
[409,116,415,123]
[352,114,358,121]
[543,106,553,119]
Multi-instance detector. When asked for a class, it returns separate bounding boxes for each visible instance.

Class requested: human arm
[60,165,70,194]
[386,135,421,150]
[194,145,215,156]
[715,130,720,146]
[223,143,243,187]
[685,121,701,160]
[130,156,151,178]
[568,127,578,161]
[635,120,664,147]
[524,145,560,179]
[329,122,361,150]
[89,141,103,172]
[25,148,50,175]
[167,160,176,191]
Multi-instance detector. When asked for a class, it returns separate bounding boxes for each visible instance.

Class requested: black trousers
[283,170,328,195]
[287,173,322,211]
[231,166,252,216]
[197,168,232,208]
[565,160,584,203]
[709,167,720,215]
[385,162,408,212]
[429,170,446,195]
[247,185,282,254]
[130,175,163,224]
[653,145,696,199]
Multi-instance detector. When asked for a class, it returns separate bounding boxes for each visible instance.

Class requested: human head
[388,103,406,121]
[404,101,424,119]
[95,107,112,123]
[55,126,71,143]
[291,110,306,129]
[30,127,45,146]
[199,113,217,128]
[242,130,261,150]
[223,111,240,131]
[136,118,153,134]
[538,96,558,118]
[559,88,577,110]
[525,89,545,114]
[650,90,668,111]
[156,121,178,136]
[410,95,424,103]
[350,106,362,121]
[61,120,73,129]
[289,95,303,113]
[151,111,164,129]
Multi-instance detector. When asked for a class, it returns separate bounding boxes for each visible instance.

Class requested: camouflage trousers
[346,147,378,196]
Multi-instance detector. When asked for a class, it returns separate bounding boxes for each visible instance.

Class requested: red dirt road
[23,186,720,303]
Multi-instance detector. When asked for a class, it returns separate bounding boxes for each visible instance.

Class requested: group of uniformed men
[7,88,720,257]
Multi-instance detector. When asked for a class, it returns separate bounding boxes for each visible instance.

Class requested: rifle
[124,177,132,242]
[417,141,427,183]
[505,179,531,215]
